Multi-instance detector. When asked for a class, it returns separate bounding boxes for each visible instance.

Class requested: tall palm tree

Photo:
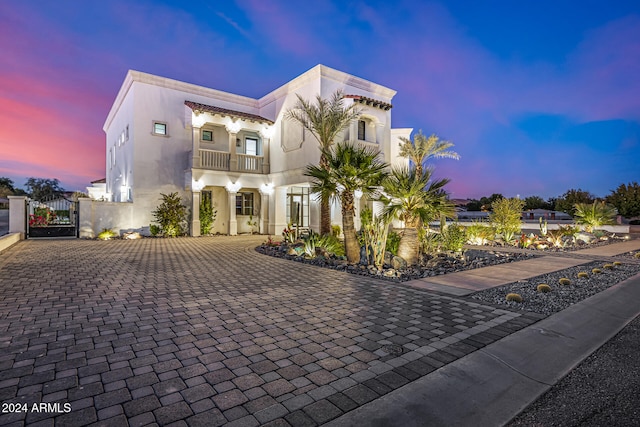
[305,142,388,263]
[286,91,362,235]
[378,167,454,265]
[398,131,460,176]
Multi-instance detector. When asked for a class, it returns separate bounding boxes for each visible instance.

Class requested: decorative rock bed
[470,260,640,315]
[255,243,535,282]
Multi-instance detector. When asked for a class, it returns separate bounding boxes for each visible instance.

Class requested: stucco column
[191,191,201,237]
[273,186,288,237]
[349,119,357,143]
[228,131,238,172]
[261,137,270,174]
[227,190,238,236]
[78,197,95,238]
[258,185,273,235]
[8,196,26,235]
[192,126,201,168]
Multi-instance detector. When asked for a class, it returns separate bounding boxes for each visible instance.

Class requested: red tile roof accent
[344,95,393,110]
[185,101,274,125]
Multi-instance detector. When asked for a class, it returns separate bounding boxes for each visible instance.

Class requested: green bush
[152,192,188,237]
[441,223,467,252]
[490,197,525,243]
[331,224,341,237]
[199,198,217,235]
[150,224,161,237]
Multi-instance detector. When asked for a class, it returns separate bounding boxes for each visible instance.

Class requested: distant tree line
[464,182,640,218]
[0,177,65,200]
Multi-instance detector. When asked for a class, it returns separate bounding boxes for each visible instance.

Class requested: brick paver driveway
[0,237,541,426]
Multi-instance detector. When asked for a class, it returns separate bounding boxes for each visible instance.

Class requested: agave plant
[573,201,617,232]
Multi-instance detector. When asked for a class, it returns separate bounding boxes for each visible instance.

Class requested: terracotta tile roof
[91,178,106,184]
[344,94,393,110]
[185,101,274,125]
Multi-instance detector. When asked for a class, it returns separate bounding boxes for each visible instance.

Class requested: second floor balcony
[197,149,267,174]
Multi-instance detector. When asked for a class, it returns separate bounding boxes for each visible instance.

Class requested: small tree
[573,201,617,232]
[489,197,525,243]
[152,192,188,237]
[606,182,640,218]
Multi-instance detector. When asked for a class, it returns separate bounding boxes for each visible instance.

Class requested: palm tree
[286,91,362,235]
[378,167,454,265]
[398,131,459,176]
[305,142,388,263]
[573,201,618,232]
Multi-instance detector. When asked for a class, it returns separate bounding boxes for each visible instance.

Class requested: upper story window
[153,122,167,136]
[357,120,366,141]
[245,137,258,156]
[202,130,213,142]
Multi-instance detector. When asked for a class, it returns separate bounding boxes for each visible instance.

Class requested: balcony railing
[198,149,265,173]
[237,154,263,173]
[200,149,230,170]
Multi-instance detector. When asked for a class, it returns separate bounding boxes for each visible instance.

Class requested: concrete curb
[0,232,23,254]
[326,272,640,427]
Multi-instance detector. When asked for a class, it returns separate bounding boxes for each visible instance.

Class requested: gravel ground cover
[470,261,640,315]
[256,244,534,282]
[507,315,640,426]
[614,250,640,260]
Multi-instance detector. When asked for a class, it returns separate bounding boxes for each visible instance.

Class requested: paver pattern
[0,237,542,426]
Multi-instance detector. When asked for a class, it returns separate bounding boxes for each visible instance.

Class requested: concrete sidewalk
[406,239,640,296]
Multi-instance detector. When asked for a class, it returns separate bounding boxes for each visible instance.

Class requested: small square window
[202,130,213,141]
[153,122,167,135]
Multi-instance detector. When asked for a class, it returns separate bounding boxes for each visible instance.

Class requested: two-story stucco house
[102,64,411,236]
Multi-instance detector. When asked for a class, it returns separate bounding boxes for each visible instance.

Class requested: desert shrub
[97,228,117,240]
[420,228,442,254]
[577,272,589,279]
[360,207,391,269]
[536,284,552,293]
[386,230,401,256]
[558,278,571,286]
[441,223,467,252]
[302,230,319,258]
[505,293,523,302]
[635,252,640,259]
[152,192,189,237]
[613,261,622,266]
[490,197,525,243]
[592,268,602,274]
[603,264,614,270]
[316,233,345,257]
[573,201,617,232]
[465,222,495,245]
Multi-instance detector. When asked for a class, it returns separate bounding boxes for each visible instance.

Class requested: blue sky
[1,0,638,199]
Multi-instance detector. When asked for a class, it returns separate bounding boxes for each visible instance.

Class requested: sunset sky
[1,1,638,199]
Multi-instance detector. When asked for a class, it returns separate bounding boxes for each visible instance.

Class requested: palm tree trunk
[397,227,419,265]
[319,153,331,235]
[341,192,360,264]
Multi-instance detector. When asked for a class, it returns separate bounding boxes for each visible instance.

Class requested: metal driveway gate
[26,196,79,238]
